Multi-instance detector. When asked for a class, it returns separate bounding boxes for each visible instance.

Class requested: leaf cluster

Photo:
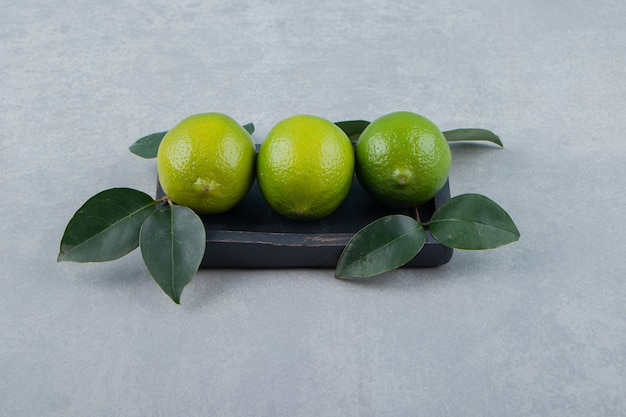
[58,190,204,304]
[335,194,519,278]
[58,120,518,304]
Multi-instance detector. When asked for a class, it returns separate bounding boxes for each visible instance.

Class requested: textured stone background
[1,1,625,416]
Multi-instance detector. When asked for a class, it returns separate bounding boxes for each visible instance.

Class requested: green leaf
[129,131,168,158]
[443,128,503,147]
[139,205,206,304]
[335,120,370,143]
[335,214,425,279]
[334,122,500,146]
[242,122,255,135]
[428,193,520,250]
[129,123,255,158]
[58,188,159,262]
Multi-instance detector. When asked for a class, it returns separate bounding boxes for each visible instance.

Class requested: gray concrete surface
[1,1,625,416]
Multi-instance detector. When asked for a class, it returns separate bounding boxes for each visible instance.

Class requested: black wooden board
[157,176,453,269]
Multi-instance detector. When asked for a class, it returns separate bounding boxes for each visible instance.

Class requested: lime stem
[157,196,173,206]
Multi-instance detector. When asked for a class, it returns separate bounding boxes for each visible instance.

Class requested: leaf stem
[414,206,422,225]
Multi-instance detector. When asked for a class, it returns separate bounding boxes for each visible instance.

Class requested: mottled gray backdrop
[1,0,625,416]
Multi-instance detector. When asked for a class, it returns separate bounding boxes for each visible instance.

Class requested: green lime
[257,114,355,221]
[356,111,451,208]
[156,113,256,214]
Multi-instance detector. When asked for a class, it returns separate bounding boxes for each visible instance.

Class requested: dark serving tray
[156,176,453,269]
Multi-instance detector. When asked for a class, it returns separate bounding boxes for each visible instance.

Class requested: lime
[156,113,256,214]
[356,111,451,208]
[257,114,354,221]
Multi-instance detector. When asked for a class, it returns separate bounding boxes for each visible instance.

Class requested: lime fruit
[355,111,451,208]
[156,113,256,214]
[257,114,355,221]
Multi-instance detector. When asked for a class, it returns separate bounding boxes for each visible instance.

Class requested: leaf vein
[344,227,420,271]
[430,218,518,236]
